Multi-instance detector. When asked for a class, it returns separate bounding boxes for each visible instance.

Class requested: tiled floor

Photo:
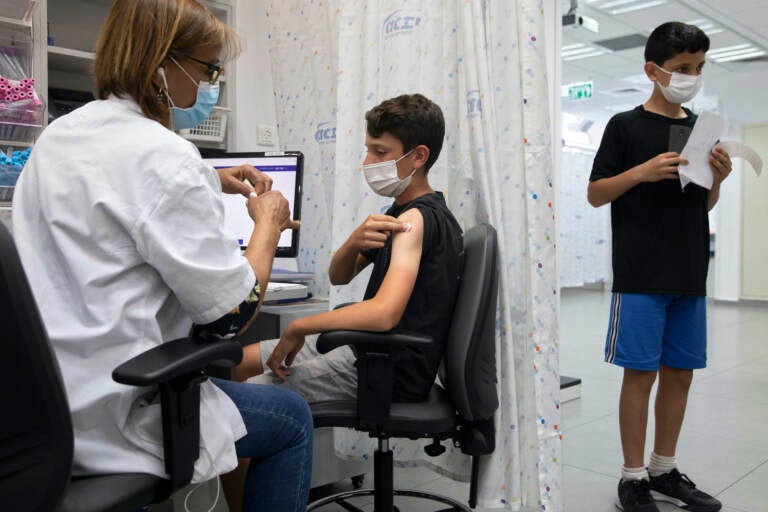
[165,288,768,511]
[560,288,768,512]
[311,289,768,512]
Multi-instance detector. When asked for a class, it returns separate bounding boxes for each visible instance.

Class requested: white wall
[739,124,768,300]
[232,0,279,152]
[713,155,742,301]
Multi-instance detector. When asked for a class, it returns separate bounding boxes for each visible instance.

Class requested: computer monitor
[202,151,303,257]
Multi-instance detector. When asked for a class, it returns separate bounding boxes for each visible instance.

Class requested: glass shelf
[0,0,36,28]
[48,45,95,75]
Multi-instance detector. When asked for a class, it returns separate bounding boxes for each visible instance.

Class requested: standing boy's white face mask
[654,64,702,104]
[362,149,416,197]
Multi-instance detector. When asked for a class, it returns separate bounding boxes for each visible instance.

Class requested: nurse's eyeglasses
[181,55,223,84]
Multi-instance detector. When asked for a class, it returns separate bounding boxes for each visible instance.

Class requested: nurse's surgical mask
[158,56,219,130]
[654,64,702,104]
[362,149,416,197]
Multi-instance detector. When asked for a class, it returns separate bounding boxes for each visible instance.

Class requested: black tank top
[361,192,463,401]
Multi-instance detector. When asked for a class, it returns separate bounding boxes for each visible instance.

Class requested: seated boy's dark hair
[365,93,445,173]
[645,22,710,65]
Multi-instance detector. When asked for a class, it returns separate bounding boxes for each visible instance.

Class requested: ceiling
[560,0,768,129]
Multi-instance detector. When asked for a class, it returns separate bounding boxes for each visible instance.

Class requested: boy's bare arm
[267,209,424,379]
[588,152,687,207]
[329,214,407,284]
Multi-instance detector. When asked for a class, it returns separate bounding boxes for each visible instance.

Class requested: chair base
[307,488,473,512]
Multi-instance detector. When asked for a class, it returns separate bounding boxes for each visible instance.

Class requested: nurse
[11,1,311,511]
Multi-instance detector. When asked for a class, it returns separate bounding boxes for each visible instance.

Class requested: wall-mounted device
[562,13,599,33]
[562,0,599,34]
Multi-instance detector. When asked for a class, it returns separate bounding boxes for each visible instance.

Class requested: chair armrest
[333,302,358,310]
[316,330,434,355]
[317,330,434,432]
[112,337,243,387]
[111,337,242,491]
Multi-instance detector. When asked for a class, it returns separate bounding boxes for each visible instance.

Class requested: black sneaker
[649,468,722,512]
[616,479,660,512]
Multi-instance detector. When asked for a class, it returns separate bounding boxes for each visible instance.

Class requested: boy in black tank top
[235,94,463,405]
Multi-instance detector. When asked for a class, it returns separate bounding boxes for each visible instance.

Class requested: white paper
[717,140,763,177]
[678,109,727,190]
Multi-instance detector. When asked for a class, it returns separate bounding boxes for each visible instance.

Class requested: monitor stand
[270,258,314,282]
[273,257,298,272]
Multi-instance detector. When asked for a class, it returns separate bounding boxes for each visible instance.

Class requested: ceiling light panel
[686,18,724,35]
[593,0,668,15]
[709,42,767,63]
[715,50,766,62]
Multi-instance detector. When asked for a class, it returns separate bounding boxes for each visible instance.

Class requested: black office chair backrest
[441,223,499,422]
[0,222,74,511]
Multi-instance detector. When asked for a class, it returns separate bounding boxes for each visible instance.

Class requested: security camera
[562,13,599,33]
[578,14,599,33]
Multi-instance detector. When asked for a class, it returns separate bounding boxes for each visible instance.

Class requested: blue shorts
[604,293,707,371]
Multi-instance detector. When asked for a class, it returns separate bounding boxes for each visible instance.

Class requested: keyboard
[263,282,309,303]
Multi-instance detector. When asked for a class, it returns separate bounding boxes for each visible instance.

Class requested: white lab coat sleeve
[132,155,256,325]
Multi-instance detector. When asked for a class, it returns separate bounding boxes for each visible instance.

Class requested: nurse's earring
[155,67,168,102]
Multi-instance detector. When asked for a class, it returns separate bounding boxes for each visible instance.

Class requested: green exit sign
[567,82,593,101]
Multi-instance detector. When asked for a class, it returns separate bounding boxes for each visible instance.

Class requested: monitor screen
[202,151,303,257]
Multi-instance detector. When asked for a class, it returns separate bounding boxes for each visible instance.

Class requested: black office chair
[0,222,243,512]
[308,223,500,512]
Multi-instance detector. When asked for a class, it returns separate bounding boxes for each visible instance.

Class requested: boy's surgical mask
[654,64,702,104]
[158,56,219,130]
[362,149,416,197]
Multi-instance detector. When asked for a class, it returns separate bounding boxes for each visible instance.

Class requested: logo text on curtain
[315,122,337,144]
[383,10,422,39]
[466,90,483,118]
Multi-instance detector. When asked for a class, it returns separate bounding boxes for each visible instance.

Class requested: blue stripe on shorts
[604,292,707,371]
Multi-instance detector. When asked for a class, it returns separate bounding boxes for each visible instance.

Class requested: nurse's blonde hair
[94,0,240,125]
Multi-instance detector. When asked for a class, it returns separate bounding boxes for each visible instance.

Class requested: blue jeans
[211,378,312,511]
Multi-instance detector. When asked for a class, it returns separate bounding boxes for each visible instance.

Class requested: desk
[243,298,372,489]
[239,299,332,343]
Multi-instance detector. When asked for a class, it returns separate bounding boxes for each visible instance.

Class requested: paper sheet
[678,109,764,189]
[717,140,763,177]
[678,110,726,190]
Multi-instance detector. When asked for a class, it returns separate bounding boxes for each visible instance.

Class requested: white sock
[621,465,649,482]
[648,452,677,477]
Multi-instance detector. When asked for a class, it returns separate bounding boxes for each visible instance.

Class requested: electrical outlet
[257,124,277,146]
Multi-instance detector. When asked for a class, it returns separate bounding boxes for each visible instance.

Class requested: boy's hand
[709,146,732,187]
[266,325,306,381]
[217,164,273,196]
[349,214,409,251]
[638,152,688,182]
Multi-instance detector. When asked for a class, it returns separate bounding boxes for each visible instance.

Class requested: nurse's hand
[217,164,273,196]
[248,190,300,232]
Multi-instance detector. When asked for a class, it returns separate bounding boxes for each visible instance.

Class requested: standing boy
[588,22,731,512]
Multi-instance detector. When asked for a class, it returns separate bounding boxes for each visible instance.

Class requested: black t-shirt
[590,105,709,295]
[360,192,463,402]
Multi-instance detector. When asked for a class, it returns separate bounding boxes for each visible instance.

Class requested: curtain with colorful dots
[559,147,612,287]
[265,1,560,510]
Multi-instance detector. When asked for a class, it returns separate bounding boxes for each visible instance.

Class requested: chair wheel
[351,474,365,489]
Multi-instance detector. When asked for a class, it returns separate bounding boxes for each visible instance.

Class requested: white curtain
[558,147,612,288]
[264,1,561,510]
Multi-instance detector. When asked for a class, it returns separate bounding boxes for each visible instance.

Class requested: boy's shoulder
[609,105,646,124]
[394,191,452,216]
[610,104,697,126]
